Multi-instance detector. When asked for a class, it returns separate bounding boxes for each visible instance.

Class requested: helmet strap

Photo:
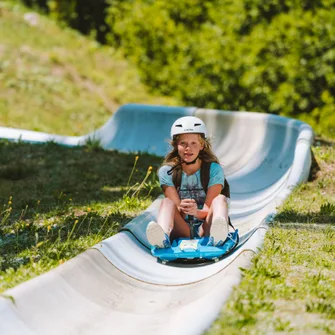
[167,163,180,175]
[184,153,200,165]
[167,151,202,175]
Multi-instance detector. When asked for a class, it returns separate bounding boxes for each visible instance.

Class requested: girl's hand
[179,199,198,216]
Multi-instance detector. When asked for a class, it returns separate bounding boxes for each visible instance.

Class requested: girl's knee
[213,194,228,204]
[161,197,176,208]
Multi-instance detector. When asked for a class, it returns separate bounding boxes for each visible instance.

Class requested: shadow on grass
[0,140,164,273]
[308,137,334,182]
[0,139,163,218]
[308,149,321,182]
[0,210,133,271]
[273,206,335,225]
[314,136,335,147]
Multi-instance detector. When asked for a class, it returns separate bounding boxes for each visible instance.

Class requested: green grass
[1,3,334,334]
[0,2,174,293]
[0,1,178,136]
[0,139,162,292]
[0,0,171,294]
[207,140,335,335]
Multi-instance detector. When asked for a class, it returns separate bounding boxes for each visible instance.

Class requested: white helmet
[170,116,207,139]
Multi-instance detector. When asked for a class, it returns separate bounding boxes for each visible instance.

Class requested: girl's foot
[210,216,229,246]
[146,221,171,248]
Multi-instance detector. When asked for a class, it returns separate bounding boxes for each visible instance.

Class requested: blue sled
[151,229,239,264]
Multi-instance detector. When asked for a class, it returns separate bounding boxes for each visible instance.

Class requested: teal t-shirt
[158,162,225,210]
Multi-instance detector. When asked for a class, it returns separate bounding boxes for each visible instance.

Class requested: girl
[146,116,230,248]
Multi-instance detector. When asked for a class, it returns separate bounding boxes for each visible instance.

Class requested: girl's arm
[162,184,223,220]
[163,185,201,219]
[162,185,182,211]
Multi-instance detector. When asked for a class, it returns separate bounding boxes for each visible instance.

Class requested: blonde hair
[162,134,220,167]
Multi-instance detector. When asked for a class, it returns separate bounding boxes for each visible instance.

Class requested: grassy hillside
[0,1,178,136]
[0,1,168,292]
[105,0,335,138]
[0,139,162,292]
[207,139,335,335]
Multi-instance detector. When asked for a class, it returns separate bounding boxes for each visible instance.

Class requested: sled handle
[188,215,195,239]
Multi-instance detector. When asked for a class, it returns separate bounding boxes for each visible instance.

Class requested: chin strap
[167,163,181,176]
[167,154,200,175]
[185,153,200,165]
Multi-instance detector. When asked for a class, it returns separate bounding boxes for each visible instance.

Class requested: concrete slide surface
[0,104,314,334]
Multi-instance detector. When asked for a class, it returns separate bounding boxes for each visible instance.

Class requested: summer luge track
[0,104,313,334]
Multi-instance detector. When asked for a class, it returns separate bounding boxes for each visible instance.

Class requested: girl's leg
[156,197,175,234]
[156,198,190,238]
[170,210,191,239]
[210,194,229,221]
[147,198,190,247]
[146,198,175,248]
[199,194,229,237]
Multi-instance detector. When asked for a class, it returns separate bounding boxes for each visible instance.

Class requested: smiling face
[177,133,204,163]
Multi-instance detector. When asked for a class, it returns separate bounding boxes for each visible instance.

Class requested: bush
[106,0,335,138]
[19,0,335,138]
[21,0,110,43]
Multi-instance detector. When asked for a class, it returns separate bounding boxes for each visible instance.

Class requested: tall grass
[0,1,178,136]
[0,140,162,293]
[207,139,335,334]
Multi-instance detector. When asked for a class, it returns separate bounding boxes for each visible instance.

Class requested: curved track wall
[0,104,313,334]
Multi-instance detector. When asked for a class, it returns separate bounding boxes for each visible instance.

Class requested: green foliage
[48,0,110,43]
[306,300,335,319]
[320,202,335,216]
[21,0,49,12]
[0,140,162,292]
[19,0,110,43]
[242,255,281,279]
[0,160,36,181]
[207,139,335,334]
[0,2,177,135]
[105,0,335,138]
[207,225,335,334]
[84,136,104,152]
[18,0,335,138]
